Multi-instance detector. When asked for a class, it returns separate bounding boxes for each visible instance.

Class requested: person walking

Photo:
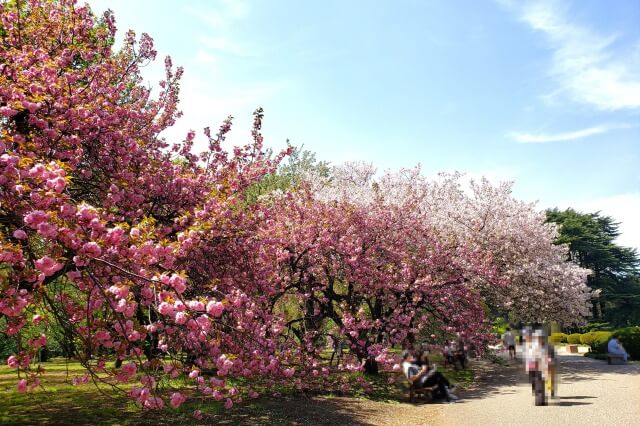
[502,327,517,360]
[454,332,467,369]
[526,329,553,406]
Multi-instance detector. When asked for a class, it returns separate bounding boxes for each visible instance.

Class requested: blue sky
[89,0,640,250]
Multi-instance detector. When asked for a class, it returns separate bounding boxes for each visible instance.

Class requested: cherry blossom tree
[309,164,591,327]
[416,172,592,324]
[0,0,291,409]
[255,185,502,374]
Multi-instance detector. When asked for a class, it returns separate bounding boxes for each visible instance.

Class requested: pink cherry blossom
[17,379,28,393]
[157,302,174,316]
[174,312,188,325]
[81,242,102,258]
[169,392,186,408]
[35,256,63,276]
[13,229,27,239]
[7,356,19,369]
[206,301,225,317]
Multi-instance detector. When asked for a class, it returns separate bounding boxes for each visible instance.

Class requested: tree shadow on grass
[2,393,382,426]
[209,396,381,426]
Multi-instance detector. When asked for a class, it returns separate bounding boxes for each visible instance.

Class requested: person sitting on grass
[607,337,629,362]
[401,350,459,402]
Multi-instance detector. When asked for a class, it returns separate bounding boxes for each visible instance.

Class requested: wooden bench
[607,353,626,365]
[402,374,439,402]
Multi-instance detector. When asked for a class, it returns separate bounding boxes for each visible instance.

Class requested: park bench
[408,382,440,402]
[402,373,440,402]
[607,353,626,365]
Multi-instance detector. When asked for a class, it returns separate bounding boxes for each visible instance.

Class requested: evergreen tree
[546,208,640,326]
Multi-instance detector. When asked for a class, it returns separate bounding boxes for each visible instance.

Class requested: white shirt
[503,331,516,346]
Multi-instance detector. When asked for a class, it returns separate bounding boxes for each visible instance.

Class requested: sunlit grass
[0,358,224,425]
[0,355,477,424]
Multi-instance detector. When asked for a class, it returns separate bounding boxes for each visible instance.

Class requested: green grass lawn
[0,358,225,425]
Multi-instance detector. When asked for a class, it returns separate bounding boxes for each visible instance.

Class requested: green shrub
[491,318,509,336]
[591,331,613,353]
[567,333,582,344]
[580,331,612,352]
[580,332,596,346]
[0,333,18,362]
[583,322,613,332]
[549,333,567,344]
[613,326,640,360]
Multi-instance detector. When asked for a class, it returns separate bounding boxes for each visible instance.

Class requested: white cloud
[194,49,218,65]
[187,2,260,73]
[507,122,635,143]
[508,1,640,111]
[200,36,251,57]
[188,0,249,29]
[220,0,249,19]
[508,126,607,143]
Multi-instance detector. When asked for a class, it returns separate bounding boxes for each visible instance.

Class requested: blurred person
[401,351,458,402]
[526,329,554,406]
[607,337,629,362]
[547,340,557,398]
[502,327,516,360]
[454,332,467,369]
[415,344,430,367]
[522,327,532,360]
[330,334,344,366]
[443,341,456,368]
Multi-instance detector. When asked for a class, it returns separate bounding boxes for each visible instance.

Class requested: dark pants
[419,372,451,401]
[530,371,546,406]
[456,352,466,369]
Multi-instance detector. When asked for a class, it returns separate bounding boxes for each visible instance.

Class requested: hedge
[580,331,612,353]
[613,327,640,360]
[549,333,567,344]
[567,333,582,344]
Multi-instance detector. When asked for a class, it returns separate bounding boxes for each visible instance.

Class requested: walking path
[434,354,640,426]
[213,353,639,425]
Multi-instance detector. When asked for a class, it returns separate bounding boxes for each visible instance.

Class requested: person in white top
[401,350,458,402]
[502,327,516,360]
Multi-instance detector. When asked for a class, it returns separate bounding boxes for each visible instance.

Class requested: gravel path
[434,355,640,426]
